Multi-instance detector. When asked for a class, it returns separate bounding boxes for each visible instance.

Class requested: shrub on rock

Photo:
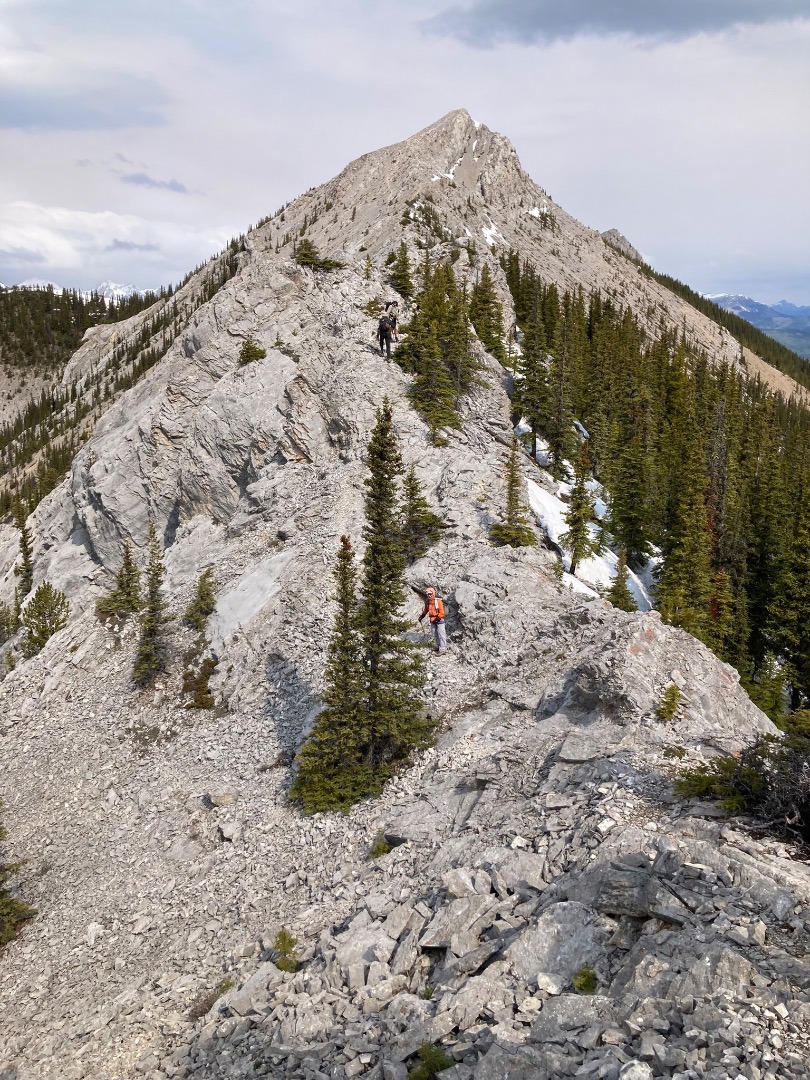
[238,338,267,365]
[675,731,810,842]
[184,568,217,632]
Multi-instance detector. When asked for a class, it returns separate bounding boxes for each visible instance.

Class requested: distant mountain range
[708,293,810,358]
[0,279,143,303]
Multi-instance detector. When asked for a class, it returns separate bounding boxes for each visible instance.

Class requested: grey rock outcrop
[0,110,808,1080]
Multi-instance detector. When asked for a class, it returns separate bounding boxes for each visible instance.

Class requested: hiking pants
[431,619,447,654]
[379,332,391,359]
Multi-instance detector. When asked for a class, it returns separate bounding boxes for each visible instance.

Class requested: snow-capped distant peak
[95,281,140,302]
[18,277,62,290]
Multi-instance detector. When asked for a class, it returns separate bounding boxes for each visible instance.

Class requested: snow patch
[481,220,505,247]
[431,155,463,182]
[563,573,599,598]
[526,474,653,611]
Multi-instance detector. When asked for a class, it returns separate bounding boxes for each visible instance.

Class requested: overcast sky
[1,0,808,303]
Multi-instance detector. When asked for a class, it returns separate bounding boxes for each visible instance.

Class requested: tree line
[501,250,810,721]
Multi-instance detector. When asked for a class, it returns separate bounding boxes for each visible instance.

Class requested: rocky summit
[0,110,808,1080]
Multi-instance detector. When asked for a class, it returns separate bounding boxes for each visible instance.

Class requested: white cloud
[0,201,230,288]
[0,1,807,302]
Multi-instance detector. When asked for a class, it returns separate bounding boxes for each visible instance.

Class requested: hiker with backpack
[418,587,446,654]
[385,300,399,341]
[377,313,392,359]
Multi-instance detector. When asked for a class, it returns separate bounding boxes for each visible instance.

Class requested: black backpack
[378,316,390,335]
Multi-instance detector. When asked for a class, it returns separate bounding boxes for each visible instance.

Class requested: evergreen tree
[388,241,414,298]
[289,536,368,812]
[401,466,444,563]
[396,260,478,433]
[294,239,341,272]
[491,438,537,547]
[21,581,69,657]
[469,264,505,362]
[133,522,167,685]
[774,502,810,705]
[515,305,550,460]
[744,651,787,725]
[0,601,15,646]
[13,504,33,601]
[0,803,35,949]
[291,404,433,813]
[184,568,217,633]
[356,401,431,771]
[409,335,459,443]
[608,548,636,611]
[238,338,267,364]
[656,447,715,644]
[295,238,320,267]
[363,255,373,281]
[96,541,142,620]
[545,316,575,479]
[559,441,602,575]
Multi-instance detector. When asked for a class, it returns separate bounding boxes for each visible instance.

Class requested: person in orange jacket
[418,587,446,654]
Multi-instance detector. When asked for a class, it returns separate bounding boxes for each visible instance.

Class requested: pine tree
[291,406,433,813]
[13,503,33,601]
[290,536,368,812]
[388,242,414,298]
[96,541,142,620]
[410,335,459,443]
[294,238,341,272]
[469,264,505,362]
[744,651,787,725]
[184,568,217,633]
[363,255,373,281]
[402,466,444,563]
[238,338,267,364]
[559,441,602,575]
[491,438,537,547]
[0,803,35,949]
[396,260,478,434]
[608,548,636,611]
[545,327,574,480]
[515,305,550,460]
[356,401,430,772]
[21,581,69,657]
[774,502,810,705]
[656,452,715,644]
[0,601,15,645]
[133,522,167,685]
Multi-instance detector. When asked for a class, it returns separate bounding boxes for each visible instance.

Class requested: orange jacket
[421,596,445,623]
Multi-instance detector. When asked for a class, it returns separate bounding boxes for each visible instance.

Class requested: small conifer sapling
[559,442,602,575]
[13,503,34,601]
[490,439,536,547]
[21,582,69,657]
[238,338,267,365]
[96,540,142,620]
[133,522,167,685]
[0,803,36,948]
[608,547,636,612]
[185,568,217,632]
[388,241,414,298]
[402,466,444,563]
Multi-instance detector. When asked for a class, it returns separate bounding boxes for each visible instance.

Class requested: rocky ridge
[0,111,808,1080]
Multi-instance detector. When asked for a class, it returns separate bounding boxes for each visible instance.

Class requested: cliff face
[0,111,808,1080]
